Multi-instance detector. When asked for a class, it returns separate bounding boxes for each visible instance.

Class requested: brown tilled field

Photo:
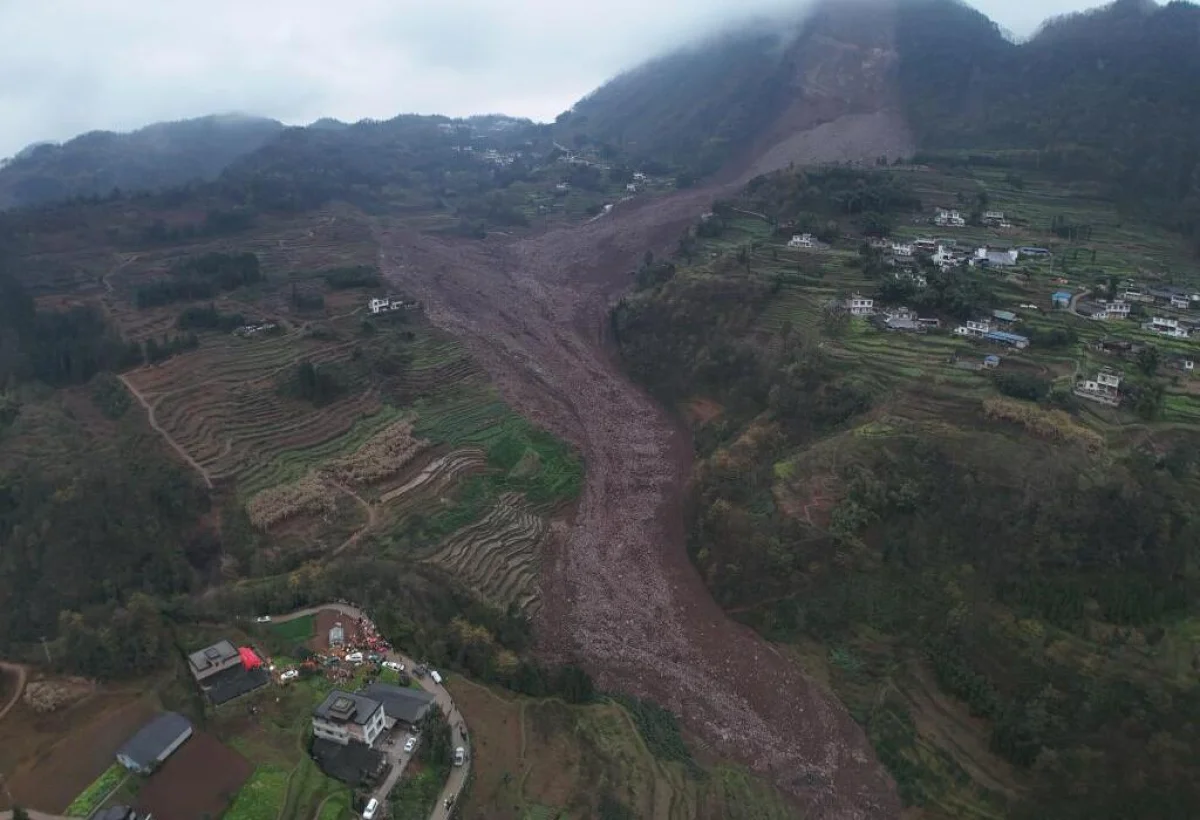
[2,691,158,812]
[136,731,253,820]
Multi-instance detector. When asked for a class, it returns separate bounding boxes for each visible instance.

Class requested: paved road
[270,603,471,819]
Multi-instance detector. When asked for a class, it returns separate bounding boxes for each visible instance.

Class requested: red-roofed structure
[238,646,262,670]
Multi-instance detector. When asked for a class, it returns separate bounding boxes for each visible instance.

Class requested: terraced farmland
[427,494,548,615]
[123,324,384,493]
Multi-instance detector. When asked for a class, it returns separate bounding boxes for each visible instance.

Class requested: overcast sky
[1,0,1102,158]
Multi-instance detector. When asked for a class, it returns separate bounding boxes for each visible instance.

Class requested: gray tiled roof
[362,682,435,725]
[118,712,192,767]
[313,690,383,725]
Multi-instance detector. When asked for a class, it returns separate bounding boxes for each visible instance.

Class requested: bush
[90,372,131,419]
[992,371,1051,402]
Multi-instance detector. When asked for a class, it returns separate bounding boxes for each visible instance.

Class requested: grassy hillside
[446,678,794,820]
[614,163,1200,818]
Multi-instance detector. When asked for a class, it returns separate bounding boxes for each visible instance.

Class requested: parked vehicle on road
[345,652,364,664]
[404,736,416,753]
[383,660,404,672]
[255,616,271,623]
[362,798,379,820]
[454,746,465,766]
[430,670,443,684]
[281,669,299,681]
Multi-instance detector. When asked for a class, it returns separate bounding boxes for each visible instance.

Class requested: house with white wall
[312,691,387,748]
[847,294,875,316]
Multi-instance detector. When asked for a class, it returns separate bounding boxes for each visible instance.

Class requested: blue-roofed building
[984,355,1001,368]
[984,330,1030,349]
[1052,291,1071,308]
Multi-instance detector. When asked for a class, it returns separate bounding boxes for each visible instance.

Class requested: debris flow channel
[374,184,901,819]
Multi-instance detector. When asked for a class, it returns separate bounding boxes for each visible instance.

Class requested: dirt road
[0,663,28,725]
[118,374,214,489]
[372,186,901,818]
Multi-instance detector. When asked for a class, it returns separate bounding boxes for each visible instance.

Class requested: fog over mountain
[2,0,1102,157]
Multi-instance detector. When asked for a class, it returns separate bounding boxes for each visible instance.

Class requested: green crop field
[65,764,126,817]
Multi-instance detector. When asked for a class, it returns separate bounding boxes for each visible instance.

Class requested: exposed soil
[2,692,157,813]
[371,169,902,817]
[309,608,362,653]
[136,731,253,820]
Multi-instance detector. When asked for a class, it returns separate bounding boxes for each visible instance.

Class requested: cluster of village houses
[105,619,446,812]
[786,205,1200,411]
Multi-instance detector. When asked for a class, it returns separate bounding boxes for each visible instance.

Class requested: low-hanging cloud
[0,0,1097,158]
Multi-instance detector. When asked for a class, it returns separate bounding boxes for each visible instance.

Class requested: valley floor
[372,184,902,818]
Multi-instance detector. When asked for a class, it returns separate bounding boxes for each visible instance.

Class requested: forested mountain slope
[613,164,1200,818]
[562,0,1200,242]
[0,114,283,208]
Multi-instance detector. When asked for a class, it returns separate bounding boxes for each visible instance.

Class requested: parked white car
[404,736,416,753]
[362,798,379,820]
[454,746,466,766]
[281,669,299,681]
[382,660,404,672]
[255,616,272,623]
[345,651,364,664]
[430,670,443,684]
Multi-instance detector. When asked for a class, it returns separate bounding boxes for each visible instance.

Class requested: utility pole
[40,636,52,664]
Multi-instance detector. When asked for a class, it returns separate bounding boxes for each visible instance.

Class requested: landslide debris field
[374,179,900,818]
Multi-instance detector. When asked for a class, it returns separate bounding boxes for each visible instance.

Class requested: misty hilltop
[0,114,283,209]
[2,0,1199,241]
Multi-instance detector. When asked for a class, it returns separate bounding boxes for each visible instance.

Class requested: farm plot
[136,732,253,820]
[427,494,548,615]
[446,678,795,820]
[122,322,385,494]
[2,692,158,813]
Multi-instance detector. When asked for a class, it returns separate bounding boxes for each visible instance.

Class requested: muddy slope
[374,176,901,817]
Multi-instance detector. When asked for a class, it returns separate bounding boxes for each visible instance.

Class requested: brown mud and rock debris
[372,174,901,818]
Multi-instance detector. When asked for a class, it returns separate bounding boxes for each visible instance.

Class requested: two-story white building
[788,233,815,249]
[1100,299,1131,320]
[847,294,875,316]
[1145,317,1190,338]
[891,242,914,257]
[312,691,387,748]
[954,318,993,338]
[1075,368,1123,407]
[934,209,966,228]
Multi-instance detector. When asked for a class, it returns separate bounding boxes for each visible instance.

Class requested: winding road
[371,182,901,818]
[270,604,469,820]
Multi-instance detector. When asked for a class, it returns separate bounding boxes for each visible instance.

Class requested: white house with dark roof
[187,640,241,683]
[313,690,387,747]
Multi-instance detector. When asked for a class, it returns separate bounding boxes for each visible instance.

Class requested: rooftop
[188,640,238,674]
[117,712,193,768]
[984,330,1030,344]
[203,663,270,706]
[311,738,387,787]
[362,682,436,725]
[314,690,383,726]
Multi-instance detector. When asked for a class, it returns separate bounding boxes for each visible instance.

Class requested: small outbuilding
[1052,291,1072,309]
[116,712,193,774]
